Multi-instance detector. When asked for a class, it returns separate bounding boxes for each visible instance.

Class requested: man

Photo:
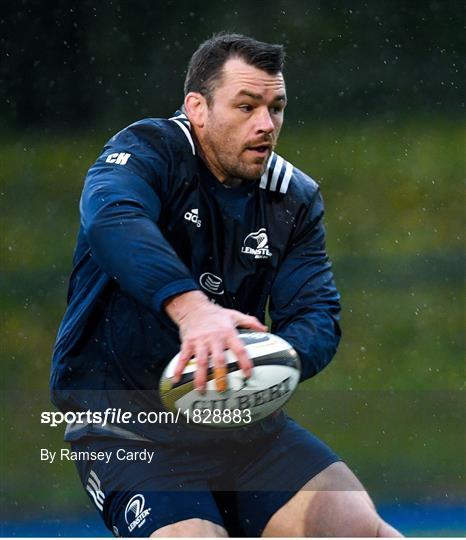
[51,33,401,537]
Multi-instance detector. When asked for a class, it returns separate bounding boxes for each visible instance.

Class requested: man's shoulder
[105,112,196,161]
[260,151,319,204]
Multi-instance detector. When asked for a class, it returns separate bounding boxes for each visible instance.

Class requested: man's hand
[164,291,267,392]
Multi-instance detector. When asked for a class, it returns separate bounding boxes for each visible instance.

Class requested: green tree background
[1,0,464,535]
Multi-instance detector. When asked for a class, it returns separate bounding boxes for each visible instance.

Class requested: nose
[256,107,275,135]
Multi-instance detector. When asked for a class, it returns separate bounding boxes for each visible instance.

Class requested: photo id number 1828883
[184,408,252,424]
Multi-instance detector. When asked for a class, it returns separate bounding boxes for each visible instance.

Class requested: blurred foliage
[1,0,464,131]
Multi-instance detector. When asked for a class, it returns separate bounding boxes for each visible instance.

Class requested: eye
[270,105,284,115]
[239,104,253,113]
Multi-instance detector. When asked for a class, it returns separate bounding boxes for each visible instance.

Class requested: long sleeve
[80,123,199,312]
[269,189,341,380]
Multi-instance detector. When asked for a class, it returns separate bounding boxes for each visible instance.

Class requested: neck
[222,176,243,188]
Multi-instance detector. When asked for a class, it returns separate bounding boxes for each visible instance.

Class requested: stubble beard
[227,154,267,182]
[202,119,270,183]
[210,138,268,182]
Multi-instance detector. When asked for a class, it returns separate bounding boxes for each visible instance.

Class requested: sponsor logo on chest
[241,228,272,259]
[199,272,224,295]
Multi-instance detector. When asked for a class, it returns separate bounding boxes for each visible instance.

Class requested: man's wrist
[164,290,211,325]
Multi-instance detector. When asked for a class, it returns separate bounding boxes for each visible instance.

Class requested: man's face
[199,57,287,183]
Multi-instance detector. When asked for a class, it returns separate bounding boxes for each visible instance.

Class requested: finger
[209,339,228,393]
[231,312,267,332]
[227,334,252,378]
[173,340,194,383]
[193,343,209,394]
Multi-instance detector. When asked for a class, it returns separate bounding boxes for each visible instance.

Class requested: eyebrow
[235,89,287,102]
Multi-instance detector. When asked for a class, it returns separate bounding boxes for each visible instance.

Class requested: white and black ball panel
[159,332,301,428]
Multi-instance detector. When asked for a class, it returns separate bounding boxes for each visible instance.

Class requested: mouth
[246,145,271,159]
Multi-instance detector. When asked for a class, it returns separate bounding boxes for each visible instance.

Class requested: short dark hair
[184,32,285,102]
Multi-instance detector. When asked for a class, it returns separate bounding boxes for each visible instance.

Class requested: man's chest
[157,181,294,308]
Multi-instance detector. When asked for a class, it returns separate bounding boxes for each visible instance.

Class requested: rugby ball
[159,332,301,428]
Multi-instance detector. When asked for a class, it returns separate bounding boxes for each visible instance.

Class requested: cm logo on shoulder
[105,152,131,165]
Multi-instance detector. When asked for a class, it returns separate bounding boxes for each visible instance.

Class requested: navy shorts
[72,418,340,537]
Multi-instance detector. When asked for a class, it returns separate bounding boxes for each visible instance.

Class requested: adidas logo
[184,208,202,228]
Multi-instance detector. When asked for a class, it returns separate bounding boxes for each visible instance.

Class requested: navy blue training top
[50,111,341,442]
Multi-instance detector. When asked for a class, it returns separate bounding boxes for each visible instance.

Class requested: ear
[184,92,207,128]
